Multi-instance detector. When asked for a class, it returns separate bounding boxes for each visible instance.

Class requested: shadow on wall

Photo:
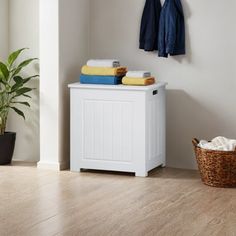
[60,65,81,168]
[7,78,39,162]
[166,90,223,169]
[25,63,40,154]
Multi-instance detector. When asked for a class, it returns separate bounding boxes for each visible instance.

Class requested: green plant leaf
[12,58,38,76]
[13,76,23,84]
[16,87,32,95]
[11,84,23,93]
[10,76,24,93]
[12,87,33,99]
[0,76,7,85]
[10,107,25,120]
[22,94,32,98]
[12,101,30,107]
[0,62,9,81]
[23,75,39,84]
[18,58,38,68]
[7,48,28,68]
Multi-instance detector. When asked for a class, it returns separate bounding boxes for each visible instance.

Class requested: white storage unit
[69,82,167,177]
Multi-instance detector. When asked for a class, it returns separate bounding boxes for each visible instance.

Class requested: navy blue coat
[158,0,185,57]
[139,0,162,51]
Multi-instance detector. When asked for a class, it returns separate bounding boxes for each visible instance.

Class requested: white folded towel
[198,136,236,151]
[87,59,120,68]
[126,71,151,78]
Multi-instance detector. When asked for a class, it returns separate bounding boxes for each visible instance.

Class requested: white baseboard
[37,161,69,171]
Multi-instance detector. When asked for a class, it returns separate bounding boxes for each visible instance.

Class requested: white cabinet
[68,82,167,177]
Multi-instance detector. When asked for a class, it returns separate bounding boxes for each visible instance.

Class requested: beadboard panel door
[83,99,133,162]
[70,88,146,174]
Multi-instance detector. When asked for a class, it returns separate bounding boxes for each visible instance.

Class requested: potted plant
[0,48,38,165]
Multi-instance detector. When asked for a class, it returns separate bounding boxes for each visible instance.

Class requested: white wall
[0,0,8,60]
[8,0,39,162]
[6,0,234,169]
[90,0,236,169]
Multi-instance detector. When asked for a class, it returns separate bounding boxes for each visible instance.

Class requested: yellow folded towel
[122,77,155,86]
[81,65,127,76]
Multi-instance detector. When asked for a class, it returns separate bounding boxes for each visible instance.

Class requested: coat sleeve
[158,0,177,57]
[158,11,168,57]
[140,0,160,51]
[166,4,178,54]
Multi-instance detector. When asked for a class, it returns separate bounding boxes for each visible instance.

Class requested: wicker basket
[192,138,236,188]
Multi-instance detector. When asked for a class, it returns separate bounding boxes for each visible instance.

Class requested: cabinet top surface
[68,82,167,91]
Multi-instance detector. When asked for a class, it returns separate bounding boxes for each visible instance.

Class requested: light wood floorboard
[0,162,235,236]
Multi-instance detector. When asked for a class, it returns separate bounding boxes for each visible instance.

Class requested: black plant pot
[0,132,16,165]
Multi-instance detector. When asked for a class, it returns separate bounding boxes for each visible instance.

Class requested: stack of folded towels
[122,71,156,86]
[80,59,127,85]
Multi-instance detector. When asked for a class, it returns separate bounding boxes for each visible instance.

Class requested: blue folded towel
[80,74,122,85]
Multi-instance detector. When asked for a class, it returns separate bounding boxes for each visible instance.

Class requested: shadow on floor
[80,166,200,180]
[80,169,135,177]
[149,166,200,180]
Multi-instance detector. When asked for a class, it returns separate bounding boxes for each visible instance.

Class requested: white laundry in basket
[198,136,236,151]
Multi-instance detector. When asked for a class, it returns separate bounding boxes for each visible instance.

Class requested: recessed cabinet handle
[153,90,158,95]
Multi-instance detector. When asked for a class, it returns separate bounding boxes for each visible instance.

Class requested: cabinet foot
[71,167,81,172]
[135,171,148,177]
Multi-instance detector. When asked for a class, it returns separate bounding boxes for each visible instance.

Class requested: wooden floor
[0,162,236,236]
